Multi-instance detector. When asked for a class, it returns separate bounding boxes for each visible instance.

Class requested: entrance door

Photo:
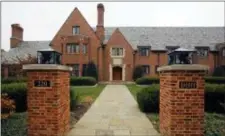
[113,66,122,81]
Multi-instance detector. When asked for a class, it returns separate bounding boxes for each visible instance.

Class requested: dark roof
[104,27,225,51]
[1,41,51,64]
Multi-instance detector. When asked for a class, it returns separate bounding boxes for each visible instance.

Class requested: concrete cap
[23,64,72,71]
[157,64,209,72]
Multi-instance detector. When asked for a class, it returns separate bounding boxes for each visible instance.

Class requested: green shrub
[212,65,225,77]
[1,83,27,112]
[136,84,225,113]
[205,84,225,113]
[1,77,27,84]
[136,84,159,113]
[70,76,97,86]
[132,65,144,81]
[86,61,98,81]
[136,77,159,85]
[70,87,80,111]
[205,76,225,84]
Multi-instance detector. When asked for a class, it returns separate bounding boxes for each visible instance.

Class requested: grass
[126,84,145,100]
[1,112,27,136]
[71,84,106,103]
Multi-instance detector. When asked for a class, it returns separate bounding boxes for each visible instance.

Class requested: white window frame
[110,47,125,57]
[72,26,80,35]
[67,44,79,54]
[196,48,208,57]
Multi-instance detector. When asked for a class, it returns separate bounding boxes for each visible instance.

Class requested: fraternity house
[1,3,225,81]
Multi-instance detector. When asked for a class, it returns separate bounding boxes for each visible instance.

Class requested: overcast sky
[1,2,225,51]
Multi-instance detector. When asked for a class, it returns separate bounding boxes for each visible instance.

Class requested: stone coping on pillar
[23,64,72,71]
[157,64,209,72]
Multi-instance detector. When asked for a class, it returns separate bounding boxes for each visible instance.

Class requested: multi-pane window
[197,48,208,57]
[155,65,159,74]
[222,48,225,57]
[82,45,87,54]
[142,65,150,75]
[138,47,150,56]
[72,26,80,35]
[72,64,79,77]
[67,44,79,54]
[111,48,123,56]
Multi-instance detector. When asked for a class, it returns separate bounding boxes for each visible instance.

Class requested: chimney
[10,23,23,48]
[96,3,105,42]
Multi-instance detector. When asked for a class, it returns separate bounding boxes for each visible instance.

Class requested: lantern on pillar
[37,48,62,64]
[168,47,194,65]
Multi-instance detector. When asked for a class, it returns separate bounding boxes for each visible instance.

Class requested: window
[111,48,123,56]
[67,44,79,54]
[223,48,225,57]
[197,48,208,57]
[155,65,159,74]
[82,45,87,54]
[138,47,150,56]
[72,64,79,77]
[72,26,80,35]
[82,64,87,76]
[142,65,150,75]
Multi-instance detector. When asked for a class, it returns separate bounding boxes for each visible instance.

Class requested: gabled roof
[103,27,225,51]
[1,41,50,64]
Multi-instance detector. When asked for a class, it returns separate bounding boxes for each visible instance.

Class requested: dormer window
[138,46,150,56]
[196,48,208,57]
[72,26,80,35]
[223,48,225,57]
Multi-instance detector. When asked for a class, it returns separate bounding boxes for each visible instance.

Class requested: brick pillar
[158,64,208,136]
[23,64,72,136]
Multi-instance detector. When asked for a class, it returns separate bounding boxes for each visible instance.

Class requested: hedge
[135,76,225,85]
[136,84,225,113]
[1,83,27,112]
[70,76,97,86]
[1,77,27,84]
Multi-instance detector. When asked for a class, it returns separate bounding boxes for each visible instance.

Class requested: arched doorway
[113,66,122,81]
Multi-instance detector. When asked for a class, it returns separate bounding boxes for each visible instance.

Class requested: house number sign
[34,80,51,87]
[179,81,197,89]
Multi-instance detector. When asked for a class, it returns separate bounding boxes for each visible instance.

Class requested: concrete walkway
[67,85,160,136]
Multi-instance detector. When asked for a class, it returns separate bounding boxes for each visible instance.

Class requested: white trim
[122,64,126,81]
[109,64,112,81]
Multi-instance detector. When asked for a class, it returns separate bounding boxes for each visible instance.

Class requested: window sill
[111,55,124,58]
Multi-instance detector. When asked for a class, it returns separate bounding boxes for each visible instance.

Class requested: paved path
[67,85,160,136]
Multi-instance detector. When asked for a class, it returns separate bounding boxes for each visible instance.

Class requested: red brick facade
[159,67,205,136]
[3,3,225,81]
[26,69,70,136]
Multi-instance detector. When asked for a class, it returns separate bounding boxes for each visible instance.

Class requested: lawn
[71,84,106,103]
[126,84,145,99]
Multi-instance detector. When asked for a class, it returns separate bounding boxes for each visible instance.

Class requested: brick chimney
[10,23,23,48]
[96,3,105,42]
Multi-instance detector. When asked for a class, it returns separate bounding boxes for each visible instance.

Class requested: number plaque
[179,81,197,89]
[34,80,51,87]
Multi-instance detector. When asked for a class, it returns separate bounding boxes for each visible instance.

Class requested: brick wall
[159,70,205,136]
[27,70,70,136]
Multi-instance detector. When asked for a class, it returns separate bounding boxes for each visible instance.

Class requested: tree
[86,61,98,80]
[132,65,144,81]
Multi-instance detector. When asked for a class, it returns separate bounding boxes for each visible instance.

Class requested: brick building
[1,3,225,81]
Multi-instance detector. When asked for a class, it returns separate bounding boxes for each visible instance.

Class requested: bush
[132,65,144,81]
[136,84,225,113]
[205,77,225,84]
[70,87,80,111]
[86,61,98,81]
[205,84,225,113]
[1,93,16,119]
[136,84,159,113]
[1,77,27,84]
[1,83,27,112]
[136,77,159,85]
[212,65,225,77]
[70,76,97,86]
